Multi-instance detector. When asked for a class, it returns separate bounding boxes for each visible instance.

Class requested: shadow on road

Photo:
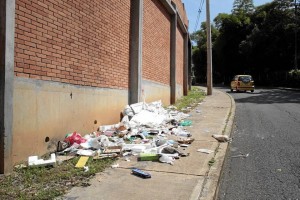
[228,89,300,104]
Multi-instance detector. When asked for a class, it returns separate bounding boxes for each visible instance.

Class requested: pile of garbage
[54,100,195,166]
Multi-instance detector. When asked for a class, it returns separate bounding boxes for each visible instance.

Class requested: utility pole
[206,0,213,95]
[295,0,299,70]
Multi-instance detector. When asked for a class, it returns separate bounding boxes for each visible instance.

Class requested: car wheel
[230,89,233,92]
[251,90,254,93]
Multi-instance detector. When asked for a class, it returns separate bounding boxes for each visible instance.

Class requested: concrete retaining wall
[1,0,190,171]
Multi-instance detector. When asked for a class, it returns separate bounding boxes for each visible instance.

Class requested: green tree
[241,0,296,82]
[232,0,255,15]
[192,22,219,83]
[213,12,253,81]
[192,0,298,86]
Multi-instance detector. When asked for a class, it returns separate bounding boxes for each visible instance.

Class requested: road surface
[217,88,300,200]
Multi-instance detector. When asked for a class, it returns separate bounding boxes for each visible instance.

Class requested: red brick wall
[172,0,188,28]
[14,0,130,89]
[142,0,171,85]
[176,24,184,85]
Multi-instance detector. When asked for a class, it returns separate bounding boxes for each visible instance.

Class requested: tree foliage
[192,22,219,83]
[191,0,299,86]
[232,0,255,14]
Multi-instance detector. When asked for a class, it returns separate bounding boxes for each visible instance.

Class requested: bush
[287,69,300,88]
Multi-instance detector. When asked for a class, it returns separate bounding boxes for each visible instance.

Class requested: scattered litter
[54,99,204,167]
[124,157,131,162]
[64,132,87,145]
[212,134,231,142]
[122,152,131,157]
[138,153,159,161]
[196,109,201,113]
[75,156,89,168]
[14,164,27,169]
[111,163,120,168]
[179,144,189,148]
[97,153,118,159]
[77,149,96,156]
[197,149,214,154]
[167,105,177,110]
[57,141,70,152]
[231,153,249,158]
[159,154,175,165]
[28,153,56,167]
[159,146,180,157]
[103,146,122,154]
[84,166,89,172]
[131,168,151,178]
[177,137,195,144]
[180,120,192,126]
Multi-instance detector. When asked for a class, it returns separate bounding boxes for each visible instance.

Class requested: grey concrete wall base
[13,77,128,164]
[193,91,236,200]
[142,79,171,105]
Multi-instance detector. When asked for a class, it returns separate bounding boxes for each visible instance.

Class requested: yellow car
[230,75,255,92]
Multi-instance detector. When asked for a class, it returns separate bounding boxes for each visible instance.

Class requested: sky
[182,0,273,33]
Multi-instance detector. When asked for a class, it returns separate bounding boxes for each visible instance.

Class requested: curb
[198,90,236,200]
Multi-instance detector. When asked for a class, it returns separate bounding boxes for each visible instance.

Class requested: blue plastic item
[131,168,151,178]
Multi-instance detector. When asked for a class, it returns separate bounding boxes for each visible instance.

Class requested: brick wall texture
[142,0,171,85]
[14,0,188,90]
[14,0,130,89]
[171,0,188,27]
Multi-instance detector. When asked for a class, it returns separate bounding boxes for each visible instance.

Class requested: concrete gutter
[196,91,236,200]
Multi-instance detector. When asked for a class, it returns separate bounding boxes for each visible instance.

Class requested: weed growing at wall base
[174,86,206,111]
[0,157,115,200]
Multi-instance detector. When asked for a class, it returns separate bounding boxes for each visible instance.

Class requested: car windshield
[238,76,252,82]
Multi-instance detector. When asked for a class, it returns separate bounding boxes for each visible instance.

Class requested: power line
[193,0,205,33]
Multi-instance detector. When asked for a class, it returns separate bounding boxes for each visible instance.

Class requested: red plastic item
[64,132,87,145]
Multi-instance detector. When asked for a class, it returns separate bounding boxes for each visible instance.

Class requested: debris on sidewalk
[212,134,232,142]
[54,100,201,168]
[75,156,89,168]
[111,163,120,168]
[138,153,159,161]
[131,168,151,178]
[159,154,175,165]
[177,137,195,144]
[83,166,89,172]
[197,149,214,154]
[180,120,192,126]
[28,153,56,167]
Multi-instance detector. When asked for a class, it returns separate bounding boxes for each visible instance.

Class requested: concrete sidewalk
[63,87,235,200]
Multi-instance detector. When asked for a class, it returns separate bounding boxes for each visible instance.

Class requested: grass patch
[208,157,216,167]
[173,86,206,111]
[0,156,115,200]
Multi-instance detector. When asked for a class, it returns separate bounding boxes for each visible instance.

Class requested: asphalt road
[217,87,300,200]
